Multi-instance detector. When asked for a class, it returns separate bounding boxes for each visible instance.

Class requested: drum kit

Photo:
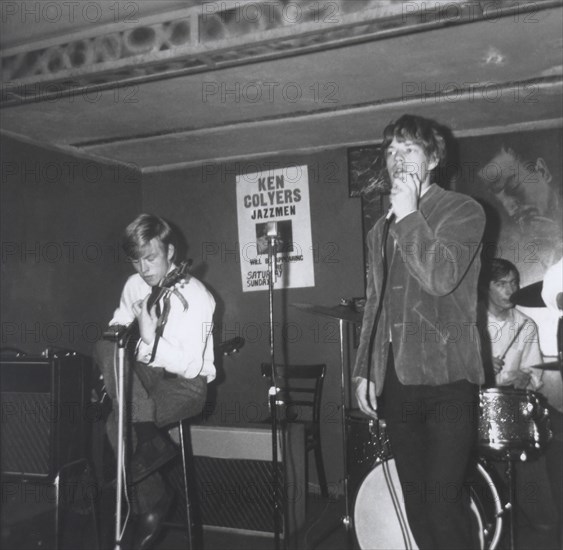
[347,387,554,550]
[294,278,562,550]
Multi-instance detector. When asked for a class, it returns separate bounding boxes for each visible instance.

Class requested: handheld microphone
[385,206,395,223]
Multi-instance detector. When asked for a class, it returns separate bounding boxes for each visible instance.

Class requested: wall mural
[348,144,387,281]
[462,130,563,289]
[348,128,562,288]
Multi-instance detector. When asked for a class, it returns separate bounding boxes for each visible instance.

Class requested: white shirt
[110,269,216,381]
[486,307,543,390]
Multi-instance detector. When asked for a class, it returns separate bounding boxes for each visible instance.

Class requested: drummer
[478,257,558,533]
[477,258,543,390]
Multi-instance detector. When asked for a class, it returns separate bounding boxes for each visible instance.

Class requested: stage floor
[1,476,560,550]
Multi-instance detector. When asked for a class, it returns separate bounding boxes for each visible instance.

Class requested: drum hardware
[530,361,561,371]
[510,281,545,308]
[502,455,518,550]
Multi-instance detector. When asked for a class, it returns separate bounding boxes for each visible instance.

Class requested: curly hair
[382,114,447,167]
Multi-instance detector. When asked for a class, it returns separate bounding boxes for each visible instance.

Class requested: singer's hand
[355,377,378,419]
[390,171,421,220]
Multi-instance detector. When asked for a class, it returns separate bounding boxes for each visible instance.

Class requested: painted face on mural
[478,146,555,225]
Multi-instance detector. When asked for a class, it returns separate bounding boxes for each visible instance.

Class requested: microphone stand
[115,336,126,550]
[266,227,285,550]
[103,325,137,550]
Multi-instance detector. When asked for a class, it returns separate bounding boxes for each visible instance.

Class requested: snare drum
[478,388,552,459]
[353,459,503,550]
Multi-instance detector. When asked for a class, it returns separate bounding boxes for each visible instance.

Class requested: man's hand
[133,296,158,345]
[390,171,421,220]
[492,356,504,374]
[355,377,378,419]
[503,369,532,390]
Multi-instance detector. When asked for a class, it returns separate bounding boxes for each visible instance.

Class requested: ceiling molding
[138,118,563,174]
[71,75,563,149]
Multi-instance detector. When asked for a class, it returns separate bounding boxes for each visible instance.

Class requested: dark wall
[0,138,368,491]
[0,136,142,356]
[142,149,366,491]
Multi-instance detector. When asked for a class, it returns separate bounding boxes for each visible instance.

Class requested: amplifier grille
[165,423,305,537]
[1,392,51,476]
[195,456,281,532]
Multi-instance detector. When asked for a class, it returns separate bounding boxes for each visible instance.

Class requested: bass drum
[353,459,503,550]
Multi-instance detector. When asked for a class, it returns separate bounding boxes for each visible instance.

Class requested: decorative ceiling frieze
[2,0,553,107]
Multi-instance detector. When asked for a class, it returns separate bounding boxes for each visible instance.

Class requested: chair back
[260,363,326,424]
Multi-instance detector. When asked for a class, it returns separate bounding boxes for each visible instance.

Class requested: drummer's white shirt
[486,307,543,390]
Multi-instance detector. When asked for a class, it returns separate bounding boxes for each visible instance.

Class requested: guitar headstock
[161,261,191,288]
[147,261,192,312]
[217,337,245,356]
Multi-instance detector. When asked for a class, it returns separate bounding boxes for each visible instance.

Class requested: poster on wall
[236,165,315,292]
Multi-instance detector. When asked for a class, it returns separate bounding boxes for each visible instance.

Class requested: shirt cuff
[136,340,155,364]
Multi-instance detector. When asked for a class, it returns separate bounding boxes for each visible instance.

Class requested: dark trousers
[381,349,479,550]
[93,339,207,513]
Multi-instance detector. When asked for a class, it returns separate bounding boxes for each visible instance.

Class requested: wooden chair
[261,363,328,498]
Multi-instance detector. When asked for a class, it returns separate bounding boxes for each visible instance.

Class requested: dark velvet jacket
[353,183,486,392]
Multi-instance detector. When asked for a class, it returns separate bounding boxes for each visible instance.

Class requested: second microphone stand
[266,229,286,550]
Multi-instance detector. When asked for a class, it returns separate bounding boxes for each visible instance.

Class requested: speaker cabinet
[170,423,306,539]
[0,352,90,479]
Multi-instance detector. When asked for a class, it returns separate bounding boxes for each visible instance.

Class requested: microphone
[266,221,279,276]
[266,221,278,239]
[385,206,395,223]
[266,221,279,254]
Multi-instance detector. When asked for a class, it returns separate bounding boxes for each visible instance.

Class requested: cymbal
[291,302,363,323]
[530,361,561,371]
[511,281,546,308]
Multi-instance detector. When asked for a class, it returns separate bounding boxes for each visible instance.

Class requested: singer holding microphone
[94,213,215,550]
[353,114,486,549]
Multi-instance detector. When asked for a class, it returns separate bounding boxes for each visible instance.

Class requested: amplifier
[0,351,90,479]
[169,423,306,539]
